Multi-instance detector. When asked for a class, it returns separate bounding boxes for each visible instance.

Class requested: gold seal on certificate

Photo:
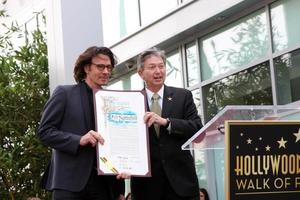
[94,89,151,177]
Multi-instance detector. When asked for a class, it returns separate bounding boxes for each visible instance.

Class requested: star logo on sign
[247,138,252,144]
[277,137,287,149]
[293,128,300,143]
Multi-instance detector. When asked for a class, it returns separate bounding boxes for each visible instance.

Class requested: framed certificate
[94,89,151,177]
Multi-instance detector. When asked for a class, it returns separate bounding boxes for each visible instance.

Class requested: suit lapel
[141,89,150,111]
[79,82,91,131]
[162,85,174,118]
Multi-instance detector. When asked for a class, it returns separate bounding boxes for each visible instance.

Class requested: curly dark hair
[73,46,118,82]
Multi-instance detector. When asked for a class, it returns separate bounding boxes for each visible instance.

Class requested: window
[107,81,123,90]
[101,0,185,45]
[186,42,200,87]
[140,0,178,25]
[165,50,183,87]
[271,0,300,52]
[275,48,300,104]
[129,73,144,90]
[194,149,208,188]
[108,72,143,90]
[214,149,225,200]
[101,0,140,46]
[200,9,269,81]
[192,89,201,116]
[203,62,273,121]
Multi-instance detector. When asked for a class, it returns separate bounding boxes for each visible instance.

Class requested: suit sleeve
[37,86,81,155]
[111,178,125,199]
[169,90,202,138]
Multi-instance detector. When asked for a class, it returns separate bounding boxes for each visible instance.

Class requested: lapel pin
[167,97,172,101]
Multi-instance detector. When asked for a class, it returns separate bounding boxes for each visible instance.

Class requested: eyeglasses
[91,62,113,72]
[144,64,165,71]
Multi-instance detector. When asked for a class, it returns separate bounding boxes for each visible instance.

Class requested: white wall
[46,0,104,92]
[110,0,244,64]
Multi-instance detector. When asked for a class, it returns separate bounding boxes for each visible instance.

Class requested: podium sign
[225,121,300,200]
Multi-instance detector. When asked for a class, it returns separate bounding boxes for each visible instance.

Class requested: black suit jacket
[38,82,124,196]
[131,85,202,198]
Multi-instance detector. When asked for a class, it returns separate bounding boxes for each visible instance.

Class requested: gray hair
[137,47,166,71]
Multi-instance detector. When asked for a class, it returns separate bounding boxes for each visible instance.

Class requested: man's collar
[145,85,164,99]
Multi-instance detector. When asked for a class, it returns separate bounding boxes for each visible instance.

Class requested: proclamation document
[94,89,151,177]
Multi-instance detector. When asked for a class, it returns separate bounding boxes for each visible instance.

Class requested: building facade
[3,0,300,199]
[102,1,300,198]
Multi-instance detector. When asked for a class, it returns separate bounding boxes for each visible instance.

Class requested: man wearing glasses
[130,47,202,200]
[38,46,125,200]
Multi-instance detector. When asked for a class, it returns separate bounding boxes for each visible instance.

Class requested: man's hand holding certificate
[94,90,151,177]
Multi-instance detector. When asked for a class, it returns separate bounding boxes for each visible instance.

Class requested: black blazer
[38,82,124,195]
[131,85,202,198]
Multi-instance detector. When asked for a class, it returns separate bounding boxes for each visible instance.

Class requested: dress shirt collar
[145,85,164,107]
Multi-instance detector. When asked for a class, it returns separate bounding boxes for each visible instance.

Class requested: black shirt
[83,81,95,131]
